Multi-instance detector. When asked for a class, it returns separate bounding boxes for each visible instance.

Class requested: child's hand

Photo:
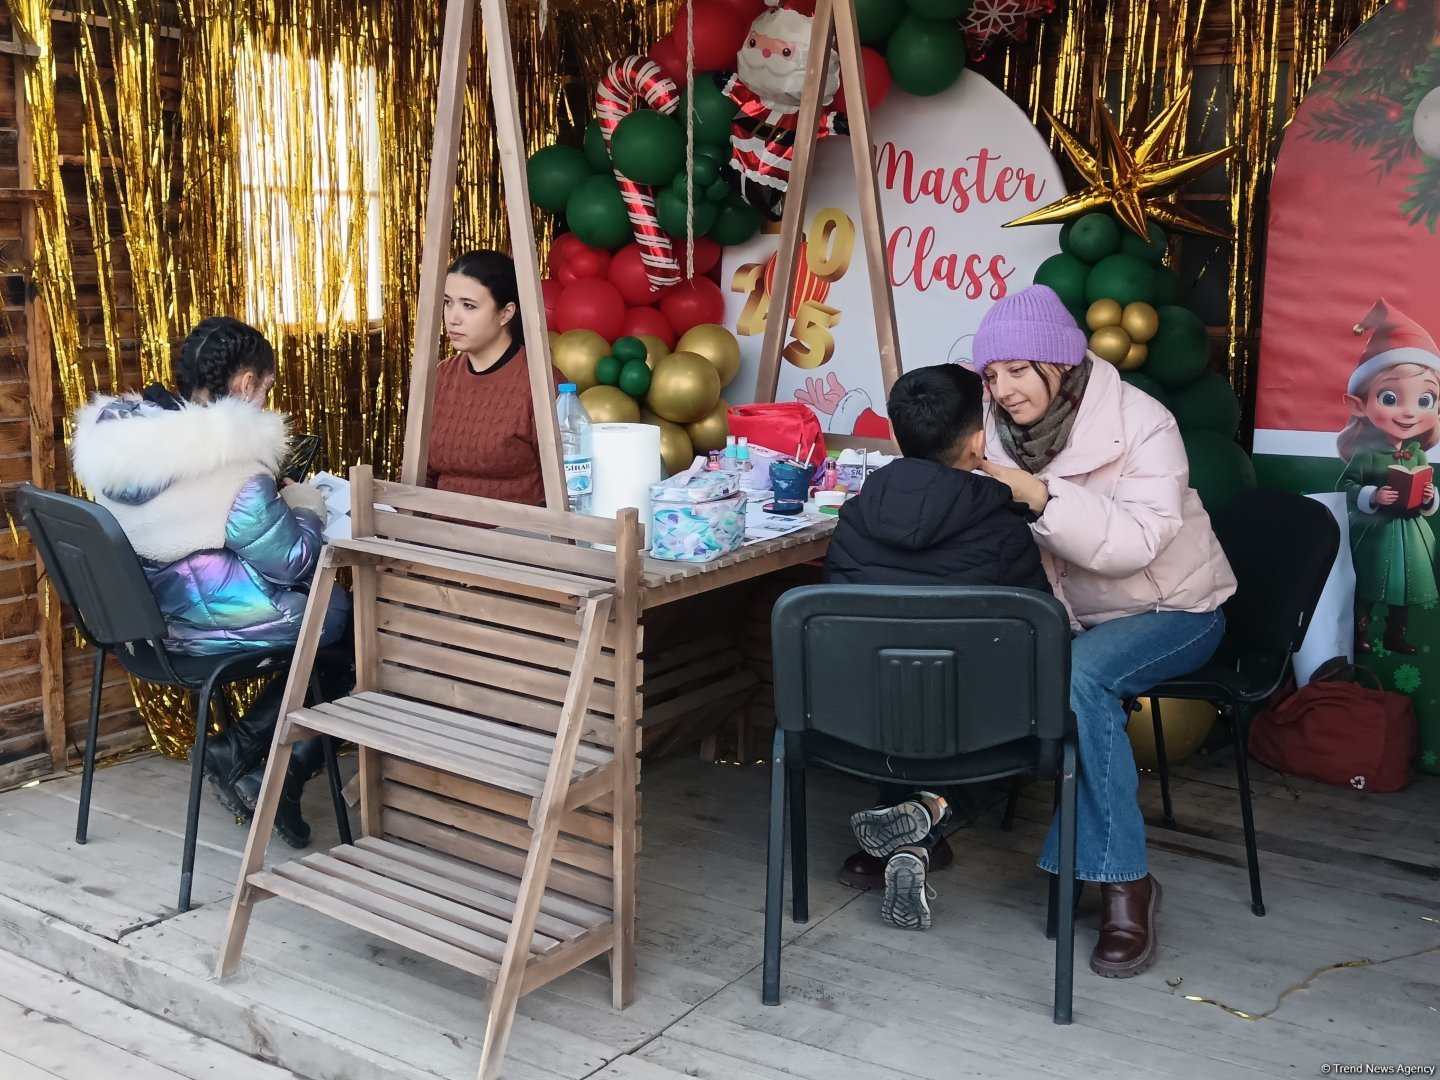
[979,460,1050,513]
[1376,485,1401,506]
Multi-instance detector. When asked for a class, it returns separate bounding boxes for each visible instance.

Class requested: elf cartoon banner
[720,71,1063,436]
[1254,0,1440,775]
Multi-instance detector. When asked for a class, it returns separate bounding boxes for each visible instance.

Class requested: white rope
[684,0,696,281]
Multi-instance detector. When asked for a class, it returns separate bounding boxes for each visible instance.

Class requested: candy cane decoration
[596,57,683,290]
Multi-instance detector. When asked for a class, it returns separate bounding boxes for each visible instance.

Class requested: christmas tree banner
[720,71,1063,436]
[1254,0,1440,775]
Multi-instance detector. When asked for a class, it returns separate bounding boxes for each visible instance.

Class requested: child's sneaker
[880,846,932,930]
[849,792,947,857]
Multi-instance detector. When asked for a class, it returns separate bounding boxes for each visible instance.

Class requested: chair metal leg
[788,763,808,924]
[1045,874,1083,940]
[1228,709,1265,917]
[179,676,221,912]
[1000,775,1022,832]
[75,648,107,845]
[1053,739,1078,1025]
[1150,697,1176,828]
[762,728,787,1006]
[322,737,352,846]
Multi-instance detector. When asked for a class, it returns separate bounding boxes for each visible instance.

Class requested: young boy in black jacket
[823,363,1050,930]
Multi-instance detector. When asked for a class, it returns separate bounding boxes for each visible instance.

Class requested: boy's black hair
[448,249,523,344]
[175,317,276,402]
[886,363,984,464]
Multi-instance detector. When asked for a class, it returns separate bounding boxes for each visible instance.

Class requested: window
[235,47,382,327]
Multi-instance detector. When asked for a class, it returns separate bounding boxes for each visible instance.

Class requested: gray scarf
[995,360,1093,474]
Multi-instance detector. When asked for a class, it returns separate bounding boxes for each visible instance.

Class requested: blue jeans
[1038,608,1226,883]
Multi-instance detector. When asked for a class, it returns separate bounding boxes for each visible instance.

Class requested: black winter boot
[233,736,330,849]
[199,678,286,821]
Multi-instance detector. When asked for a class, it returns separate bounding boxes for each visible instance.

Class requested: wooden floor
[0,743,1436,1079]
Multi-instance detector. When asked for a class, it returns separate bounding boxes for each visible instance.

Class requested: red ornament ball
[659,276,726,336]
[555,278,626,341]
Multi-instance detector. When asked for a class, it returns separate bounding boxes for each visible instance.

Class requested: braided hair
[176,317,276,402]
[447,250,523,344]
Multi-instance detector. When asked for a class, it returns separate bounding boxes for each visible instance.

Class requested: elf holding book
[1338,300,1440,654]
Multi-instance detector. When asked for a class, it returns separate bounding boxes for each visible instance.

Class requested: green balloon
[527,145,594,214]
[1034,253,1090,311]
[565,174,631,249]
[1084,253,1156,307]
[676,81,739,148]
[1169,370,1240,436]
[584,119,611,172]
[610,111,685,186]
[1122,220,1169,265]
[886,15,967,97]
[691,157,720,187]
[1066,213,1121,263]
[905,0,973,16]
[709,195,762,246]
[1058,219,1075,253]
[595,355,623,387]
[618,359,653,398]
[612,336,648,364]
[1182,431,1256,518]
[1152,265,1184,306]
[856,0,907,42]
[1121,370,1171,410]
[1146,305,1212,390]
[657,188,719,237]
[705,178,733,203]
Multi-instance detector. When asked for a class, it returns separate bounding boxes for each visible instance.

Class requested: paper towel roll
[591,423,662,545]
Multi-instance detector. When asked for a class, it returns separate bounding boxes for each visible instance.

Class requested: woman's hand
[979,459,1050,514]
[1376,485,1401,506]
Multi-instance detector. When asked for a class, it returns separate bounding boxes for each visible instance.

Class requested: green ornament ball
[856,0,907,42]
[905,0,973,16]
[1145,305,1212,390]
[887,15,967,97]
[1152,266,1184,306]
[1168,370,1241,437]
[618,359,653,398]
[1120,370,1171,410]
[1121,220,1169,266]
[610,110,686,186]
[612,336,648,364]
[595,355,623,387]
[1084,253,1156,307]
[1067,213,1122,264]
[565,174,631,249]
[527,145,594,214]
[584,119,611,172]
[1182,430,1257,518]
[1034,253,1090,311]
[676,81,739,148]
[709,195,763,246]
[657,188,719,237]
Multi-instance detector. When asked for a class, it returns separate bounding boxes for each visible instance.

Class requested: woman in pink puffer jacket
[975,285,1236,980]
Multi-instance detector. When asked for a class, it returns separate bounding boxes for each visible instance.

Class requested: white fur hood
[71,395,290,504]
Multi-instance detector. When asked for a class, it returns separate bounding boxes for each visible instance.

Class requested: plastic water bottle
[556,383,593,514]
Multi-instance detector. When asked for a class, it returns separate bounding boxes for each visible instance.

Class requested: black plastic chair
[765,585,1078,1023]
[16,484,352,912]
[1134,489,1341,917]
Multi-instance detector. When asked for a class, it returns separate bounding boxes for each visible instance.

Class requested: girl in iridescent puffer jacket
[70,317,350,848]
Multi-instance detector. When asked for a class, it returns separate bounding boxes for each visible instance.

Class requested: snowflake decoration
[963,0,1053,59]
[1422,750,1438,767]
[1350,775,1368,789]
[1392,663,1423,694]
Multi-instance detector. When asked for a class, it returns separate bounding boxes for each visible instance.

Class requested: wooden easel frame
[752,0,903,454]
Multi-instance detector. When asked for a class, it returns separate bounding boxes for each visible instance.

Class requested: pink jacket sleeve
[1031,412,1187,578]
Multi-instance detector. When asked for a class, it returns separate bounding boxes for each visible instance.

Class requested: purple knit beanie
[971,285,1088,374]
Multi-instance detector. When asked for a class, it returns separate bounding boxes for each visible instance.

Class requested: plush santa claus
[717,0,848,221]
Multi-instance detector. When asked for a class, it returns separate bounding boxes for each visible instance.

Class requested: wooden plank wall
[0,11,153,788]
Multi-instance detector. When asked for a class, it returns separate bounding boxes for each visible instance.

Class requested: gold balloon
[1089,325,1133,365]
[1121,302,1160,343]
[579,385,641,424]
[1086,299,1123,331]
[548,330,560,352]
[685,398,731,453]
[676,323,742,388]
[551,329,610,392]
[1126,698,1216,771]
[636,334,670,369]
[1120,342,1149,371]
[647,351,722,424]
[642,408,694,477]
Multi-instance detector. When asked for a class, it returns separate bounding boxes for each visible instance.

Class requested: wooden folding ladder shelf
[217,468,644,1079]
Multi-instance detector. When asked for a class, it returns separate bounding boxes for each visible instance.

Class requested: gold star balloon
[1006,83,1236,240]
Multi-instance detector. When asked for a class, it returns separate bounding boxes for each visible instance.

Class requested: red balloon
[673,1,749,74]
[607,244,674,307]
[647,35,688,86]
[555,278,626,341]
[554,241,612,287]
[834,47,892,114]
[676,236,723,276]
[659,277,726,336]
[547,232,583,276]
[541,278,564,324]
[621,306,677,349]
[711,0,766,21]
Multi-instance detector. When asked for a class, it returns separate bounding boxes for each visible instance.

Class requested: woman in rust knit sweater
[426,250,561,504]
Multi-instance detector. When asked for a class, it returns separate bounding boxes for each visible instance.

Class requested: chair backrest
[16,485,168,648]
[771,585,1072,757]
[1213,490,1341,657]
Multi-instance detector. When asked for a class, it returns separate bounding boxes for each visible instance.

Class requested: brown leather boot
[1384,606,1419,654]
[1091,875,1161,978]
[839,834,953,890]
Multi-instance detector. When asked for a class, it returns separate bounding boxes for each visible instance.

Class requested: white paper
[1294,492,1355,686]
[744,508,816,545]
